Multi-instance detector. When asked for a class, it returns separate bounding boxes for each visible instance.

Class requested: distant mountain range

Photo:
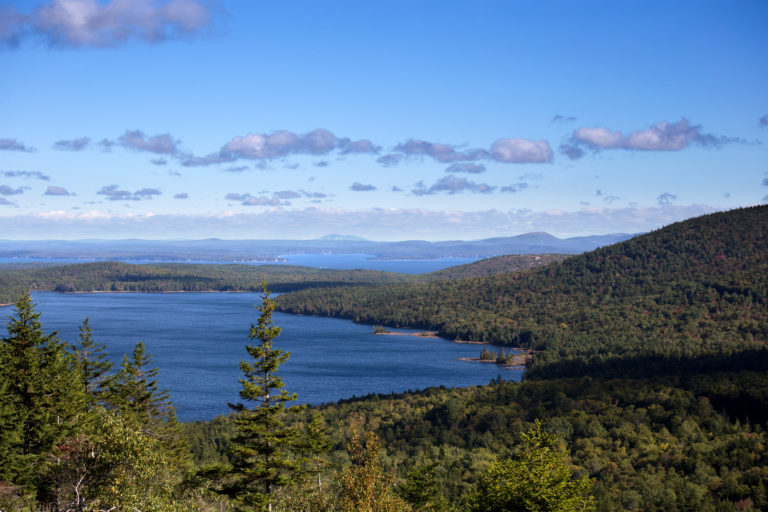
[0,232,635,262]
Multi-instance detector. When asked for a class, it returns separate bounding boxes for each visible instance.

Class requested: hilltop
[276,205,768,378]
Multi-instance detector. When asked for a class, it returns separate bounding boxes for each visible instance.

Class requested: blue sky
[1,0,766,240]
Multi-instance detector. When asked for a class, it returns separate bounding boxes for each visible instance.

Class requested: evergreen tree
[0,294,86,492]
[109,341,172,425]
[226,286,305,512]
[108,341,189,469]
[299,412,331,491]
[468,421,595,512]
[74,317,113,406]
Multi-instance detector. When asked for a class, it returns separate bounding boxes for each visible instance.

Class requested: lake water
[13,292,520,421]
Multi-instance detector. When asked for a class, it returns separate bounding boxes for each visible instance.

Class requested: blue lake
[12,292,520,421]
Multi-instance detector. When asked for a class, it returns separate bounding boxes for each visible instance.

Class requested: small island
[372,326,439,338]
[459,347,530,369]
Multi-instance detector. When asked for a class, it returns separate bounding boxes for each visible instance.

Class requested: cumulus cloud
[118,129,180,154]
[0,185,26,195]
[181,128,376,166]
[0,138,35,152]
[657,193,677,205]
[763,177,768,187]
[53,137,90,151]
[350,182,376,192]
[491,138,553,163]
[338,138,381,154]
[1,0,215,49]
[98,184,161,201]
[445,163,486,174]
[759,115,768,128]
[174,192,188,199]
[561,118,745,159]
[412,176,495,196]
[44,185,75,196]
[500,182,528,193]
[0,197,15,206]
[386,137,552,165]
[393,139,489,163]
[150,158,168,166]
[390,186,403,192]
[314,161,329,167]
[2,170,50,181]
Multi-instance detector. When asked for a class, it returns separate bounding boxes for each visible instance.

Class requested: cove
[15,292,521,421]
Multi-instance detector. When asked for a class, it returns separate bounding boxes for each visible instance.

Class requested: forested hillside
[0,253,566,306]
[188,369,768,512]
[277,206,768,378]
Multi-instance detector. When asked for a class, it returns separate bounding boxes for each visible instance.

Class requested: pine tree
[226,285,305,512]
[74,318,113,406]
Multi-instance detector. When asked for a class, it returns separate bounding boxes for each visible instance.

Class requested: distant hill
[0,232,635,262]
[276,206,768,378]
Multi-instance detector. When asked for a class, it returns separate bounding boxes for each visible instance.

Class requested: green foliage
[0,294,86,494]
[186,369,768,511]
[75,317,113,405]
[468,421,595,512]
[276,206,768,377]
[0,261,418,305]
[225,286,306,511]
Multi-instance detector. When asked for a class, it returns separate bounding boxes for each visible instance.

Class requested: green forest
[0,253,566,306]
[1,205,767,511]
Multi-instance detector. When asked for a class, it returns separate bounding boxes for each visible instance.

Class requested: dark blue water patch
[8,292,520,421]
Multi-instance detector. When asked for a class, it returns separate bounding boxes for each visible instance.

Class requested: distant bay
[0,253,479,274]
[12,292,520,421]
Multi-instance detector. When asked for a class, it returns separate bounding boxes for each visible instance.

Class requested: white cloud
[491,138,553,163]
[16,0,214,48]
[561,118,746,159]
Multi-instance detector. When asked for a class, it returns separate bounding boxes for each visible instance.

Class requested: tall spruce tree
[108,341,189,467]
[226,286,305,512]
[74,318,113,406]
[0,294,85,494]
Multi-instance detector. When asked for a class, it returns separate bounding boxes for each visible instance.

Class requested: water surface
[14,292,519,421]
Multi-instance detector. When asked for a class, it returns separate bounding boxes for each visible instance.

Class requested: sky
[1,0,766,241]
